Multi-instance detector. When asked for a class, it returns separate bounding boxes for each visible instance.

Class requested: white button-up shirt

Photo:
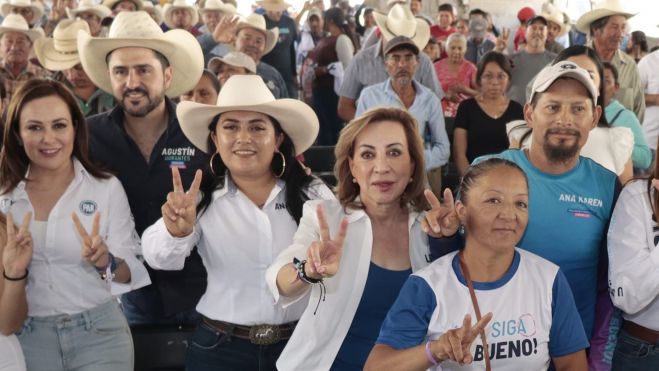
[0,159,151,317]
[142,177,334,326]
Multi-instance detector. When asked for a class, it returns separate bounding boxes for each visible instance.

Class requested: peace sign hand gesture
[495,27,510,53]
[431,313,493,365]
[72,211,110,270]
[304,205,349,279]
[421,189,460,238]
[2,213,33,279]
[162,168,202,238]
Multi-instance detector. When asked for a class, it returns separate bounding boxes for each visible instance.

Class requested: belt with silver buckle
[202,317,295,345]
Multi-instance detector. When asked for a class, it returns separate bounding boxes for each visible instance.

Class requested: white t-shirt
[638,51,659,149]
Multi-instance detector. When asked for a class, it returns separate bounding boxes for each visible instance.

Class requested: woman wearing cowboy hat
[141,74,334,370]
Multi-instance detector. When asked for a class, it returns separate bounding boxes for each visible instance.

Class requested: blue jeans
[612,329,659,371]
[185,321,287,371]
[16,300,133,371]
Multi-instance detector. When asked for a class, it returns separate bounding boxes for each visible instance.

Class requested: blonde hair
[334,107,428,212]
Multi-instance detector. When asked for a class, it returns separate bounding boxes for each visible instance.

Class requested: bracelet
[425,340,440,365]
[96,253,117,282]
[3,268,28,281]
[293,258,323,284]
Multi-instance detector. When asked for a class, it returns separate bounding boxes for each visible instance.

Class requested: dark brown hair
[334,107,428,212]
[458,158,528,204]
[0,79,108,194]
[475,51,512,85]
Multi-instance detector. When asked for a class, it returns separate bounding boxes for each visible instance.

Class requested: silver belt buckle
[249,324,281,345]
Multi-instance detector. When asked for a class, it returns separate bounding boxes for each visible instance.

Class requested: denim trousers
[16,300,133,371]
[185,321,288,371]
[612,329,659,371]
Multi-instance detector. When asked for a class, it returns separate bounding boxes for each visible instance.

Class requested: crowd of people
[0,0,657,370]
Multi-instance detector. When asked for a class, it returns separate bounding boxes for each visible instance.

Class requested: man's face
[202,10,222,32]
[107,47,173,117]
[593,15,627,52]
[235,28,267,62]
[78,11,102,36]
[437,11,454,29]
[266,10,282,22]
[525,20,547,49]
[384,47,418,86]
[171,8,192,29]
[214,63,248,87]
[1,32,31,65]
[546,21,561,44]
[308,15,322,35]
[64,63,95,90]
[113,0,137,14]
[410,0,421,15]
[526,78,601,164]
[11,6,34,24]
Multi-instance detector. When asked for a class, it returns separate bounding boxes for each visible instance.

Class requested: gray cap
[529,61,598,106]
[383,35,419,55]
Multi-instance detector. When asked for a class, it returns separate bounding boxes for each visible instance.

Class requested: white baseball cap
[529,61,598,106]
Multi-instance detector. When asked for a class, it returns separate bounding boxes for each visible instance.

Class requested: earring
[352,178,357,183]
[272,151,286,178]
[209,152,219,176]
[409,177,413,183]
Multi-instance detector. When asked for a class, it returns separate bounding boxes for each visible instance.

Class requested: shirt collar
[211,174,286,206]
[16,157,90,194]
[384,78,422,99]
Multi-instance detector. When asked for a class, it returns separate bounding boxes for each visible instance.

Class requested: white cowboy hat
[163,0,199,30]
[256,0,291,12]
[142,1,163,25]
[77,10,203,97]
[208,51,257,74]
[0,0,43,24]
[236,13,279,56]
[102,0,143,11]
[575,0,636,34]
[199,0,236,15]
[67,0,112,20]
[373,4,430,49]
[177,74,319,155]
[540,3,569,37]
[34,19,89,71]
[0,13,43,41]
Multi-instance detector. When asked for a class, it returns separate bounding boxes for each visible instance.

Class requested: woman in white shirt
[0,79,150,371]
[141,75,333,371]
[267,107,444,370]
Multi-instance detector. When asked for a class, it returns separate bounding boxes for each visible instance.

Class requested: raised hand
[421,189,460,238]
[2,213,33,279]
[431,313,493,365]
[495,27,510,53]
[212,15,239,44]
[72,211,110,270]
[305,205,349,279]
[162,168,202,238]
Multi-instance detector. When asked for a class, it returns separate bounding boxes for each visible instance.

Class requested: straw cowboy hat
[102,0,143,11]
[540,2,569,37]
[0,0,43,23]
[142,1,163,25]
[77,10,203,97]
[575,0,636,34]
[236,13,279,56]
[199,0,236,16]
[208,51,257,74]
[67,0,112,20]
[256,0,291,12]
[0,13,43,41]
[34,19,89,71]
[163,0,199,30]
[177,74,319,155]
[373,3,430,49]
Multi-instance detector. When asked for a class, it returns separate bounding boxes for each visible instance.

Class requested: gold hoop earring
[209,152,219,176]
[272,151,286,178]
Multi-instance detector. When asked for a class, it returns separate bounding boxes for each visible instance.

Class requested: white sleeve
[105,177,151,295]
[638,57,649,91]
[141,216,202,271]
[607,183,659,314]
[608,126,634,175]
[335,34,354,69]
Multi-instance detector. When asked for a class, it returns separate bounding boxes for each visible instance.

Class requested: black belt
[202,317,295,345]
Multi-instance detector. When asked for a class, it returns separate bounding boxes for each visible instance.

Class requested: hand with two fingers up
[430,312,493,365]
[162,167,203,238]
[304,204,349,280]
[72,211,110,270]
[421,188,460,238]
[2,213,33,280]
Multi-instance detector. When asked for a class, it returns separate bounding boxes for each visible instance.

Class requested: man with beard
[430,62,620,364]
[505,15,556,105]
[163,0,201,36]
[356,36,449,179]
[79,11,209,326]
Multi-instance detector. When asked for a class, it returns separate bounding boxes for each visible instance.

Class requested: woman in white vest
[365,158,589,370]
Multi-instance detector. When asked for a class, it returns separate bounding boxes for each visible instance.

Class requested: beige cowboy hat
[163,0,199,30]
[0,0,43,23]
[575,0,636,34]
[77,10,203,97]
[373,3,430,49]
[102,0,143,11]
[177,74,319,155]
[199,0,236,15]
[0,13,43,41]
[256,0,291,12]
[142,1,163,24]
[67,0,112,20]
[236,13,279,56]
[208,51,257,74]
[34,19,89,71]
[540,3,569,37]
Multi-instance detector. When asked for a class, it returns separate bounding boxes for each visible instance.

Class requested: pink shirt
[434,58,477,118]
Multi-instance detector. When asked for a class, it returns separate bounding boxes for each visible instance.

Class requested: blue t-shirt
[330,262,412,371]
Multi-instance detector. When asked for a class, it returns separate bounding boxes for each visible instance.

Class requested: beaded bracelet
[293,257,323,284]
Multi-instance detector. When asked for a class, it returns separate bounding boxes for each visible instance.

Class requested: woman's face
[479,62,509,98]
[457,167,528,254]
[349,120,414,208]
[19,95,75,174]
[447,39,465,63]
[603,67,618,106]
[566,54,601,91]
[180,74,218,105]
[211,110,283,180]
